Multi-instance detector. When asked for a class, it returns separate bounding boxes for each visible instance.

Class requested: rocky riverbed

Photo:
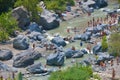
[0,0,120,80]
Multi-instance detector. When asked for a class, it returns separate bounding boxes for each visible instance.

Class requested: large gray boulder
[96,52,114,65]
[40,9,59,30]
[13,50,41,68]
[27,31,45,41]
[51,36,66,47]
[29,22,43,32]
[13,35,29,50]
[65,49,79,58]
[94,0,108,9]
[12,6,30,30]
[74,34,81,40]
[72,51,84,58]
[93,42,102,54]
[80,33,91,41]
[46,52,64,66]
[0,49,13,61]
[27,63,47,74]
[0,62,16,71]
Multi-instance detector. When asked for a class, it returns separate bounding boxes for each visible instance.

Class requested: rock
[0,62,15,71]
[94,0,108,9]
[74,34,81,40]
[96,52,114,65]
[93,42,102,54]
[0,49,13,61]
[29,22,43,32]
[13,35,29,50]
[51,36,66,47]
[13,56,34,68]
[65,49,79,58]
[80,33,91,41]
[27,31,44,41]
[72,51,84,58]
[12,6,30,30]
[27,63,47,74]
[46,52,64,66]
[81,49,88,54]
[39,9,59,30]
[13,50,41,67]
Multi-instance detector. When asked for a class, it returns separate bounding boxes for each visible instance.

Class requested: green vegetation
[0,0,15,14]
[0,12,18,42]
[108,32,120,56]
[14,0,40,23]
[49,65,93,80]
[17,72,23,80]
[101,35,108,52]
[44,0,74,12]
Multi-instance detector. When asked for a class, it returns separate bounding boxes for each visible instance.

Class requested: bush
[102,35,108,52]
[49,65,93,80]
[44,0,75,12]
[0,0,15,14]
[0,12,19,42]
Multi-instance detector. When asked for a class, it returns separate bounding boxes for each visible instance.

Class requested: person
[80,41,83,47]
[33,43,35,50]
[67,28,70,33]
[112,68,115,80]
[116,56,119,65]
[111,59,114,66]
[72,46,75,51]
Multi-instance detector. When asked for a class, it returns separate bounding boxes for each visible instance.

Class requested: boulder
[12,6,30,30]
[46,52,64,66]
[0,49,13,61]
[27,31,44,41]
[13,50,41,67]
[29,22,43,32]
[74,34,81,40]
[0,62,15,71]
[81,49,88,54]
[96,52,114,65]
[39,9,59,30]
[13,35,29,50]
[72,51,84,58]
[51,36,66,47]
[27,63,47,74]
[65,49,79,58]
[13,56,34,68]
[92,42,102,54]
[94,0,108,9]
[80,33,91,41]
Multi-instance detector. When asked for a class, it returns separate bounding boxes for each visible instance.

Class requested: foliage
[101,35,108,52]
[17,72,23,80]
[0,0,15,14]
[49,65,93,80]
[93,74,101,80]
[44,0,75,12]
[108,32,120,56]
[14,0,40,23]
[0,12,18,42]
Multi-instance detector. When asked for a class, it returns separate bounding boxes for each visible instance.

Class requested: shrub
[49,65,93,80]
[102,35,108,52]
[0,12,19,42]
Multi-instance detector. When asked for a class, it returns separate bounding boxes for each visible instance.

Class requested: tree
[108,32,120,56]
[44,0,74,12]
[0,0,15,14]
[0,12,18,42]
[101,35,108,52]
